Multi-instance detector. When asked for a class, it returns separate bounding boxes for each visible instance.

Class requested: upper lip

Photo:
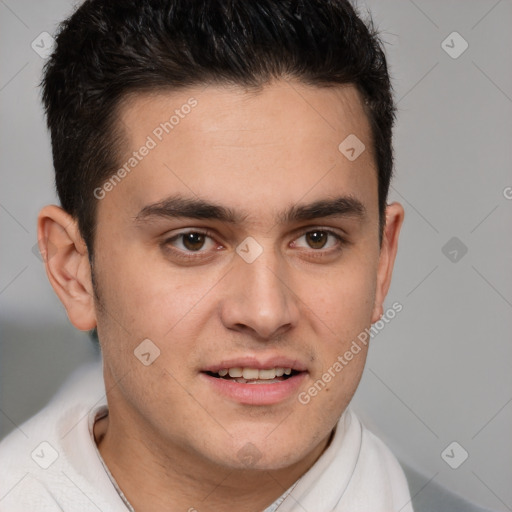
[202,355,308,373]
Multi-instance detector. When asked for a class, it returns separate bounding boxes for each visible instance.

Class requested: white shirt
[0,362,413,511]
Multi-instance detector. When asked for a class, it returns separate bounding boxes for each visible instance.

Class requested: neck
[94,406,330,512]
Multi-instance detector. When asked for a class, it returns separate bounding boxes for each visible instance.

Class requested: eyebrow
[280,196,366,224]
[135,196,244,223]
[134,194,366,225]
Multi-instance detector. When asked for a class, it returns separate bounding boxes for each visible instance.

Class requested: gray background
[1,0,511,510]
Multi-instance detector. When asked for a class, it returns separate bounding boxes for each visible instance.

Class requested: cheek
[94,244,225,340]
[297,263,377,339]
[293,259,376,400]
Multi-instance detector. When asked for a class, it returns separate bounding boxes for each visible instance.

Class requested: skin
[37,80,404,512]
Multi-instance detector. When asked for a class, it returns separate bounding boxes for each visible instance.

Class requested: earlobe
[37,205,97,331]
[371,202,404,324]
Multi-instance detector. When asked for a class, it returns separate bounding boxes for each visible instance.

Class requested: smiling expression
[88,79,399,471]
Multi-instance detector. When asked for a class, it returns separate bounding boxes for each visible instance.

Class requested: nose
[219,247,300,340]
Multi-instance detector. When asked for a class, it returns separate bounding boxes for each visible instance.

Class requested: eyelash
[162,229,220,260]
[162,228,347,261]
[291,230,346,251]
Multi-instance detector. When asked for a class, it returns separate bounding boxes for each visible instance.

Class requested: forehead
[105,80,377,225]
[118,81,371,147]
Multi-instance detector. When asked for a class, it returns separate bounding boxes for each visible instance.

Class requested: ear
[371,202,405,323]
[37,205,97,331]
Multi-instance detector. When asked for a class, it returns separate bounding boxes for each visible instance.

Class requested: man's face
[92,81,390,470]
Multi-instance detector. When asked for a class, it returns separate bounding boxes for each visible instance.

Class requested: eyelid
[161,225,348,260]
[291,226,348,246]
[164,227,217,242]
[163,228,222,254]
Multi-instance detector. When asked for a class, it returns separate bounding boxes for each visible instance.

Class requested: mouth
[200,359,308,405]
[204,366,301,384]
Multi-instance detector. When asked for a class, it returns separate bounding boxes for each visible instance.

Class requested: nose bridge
[246,252,285,305]
[221,241,299,338]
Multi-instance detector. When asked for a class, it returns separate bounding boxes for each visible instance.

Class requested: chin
[218,450,305,472]
[208,429,318,472]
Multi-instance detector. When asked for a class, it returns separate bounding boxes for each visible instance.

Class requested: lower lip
[201,372,307,405]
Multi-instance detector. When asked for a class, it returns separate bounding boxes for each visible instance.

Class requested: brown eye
[166,231,217,253]
[292,229,344,252]
[305,231,328,249]
[182,232,206,251]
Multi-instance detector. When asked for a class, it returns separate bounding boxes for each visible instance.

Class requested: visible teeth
[218,367,294,380]
[228,367,243,378]
[242,368,259,379]
[258,369,277,380]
